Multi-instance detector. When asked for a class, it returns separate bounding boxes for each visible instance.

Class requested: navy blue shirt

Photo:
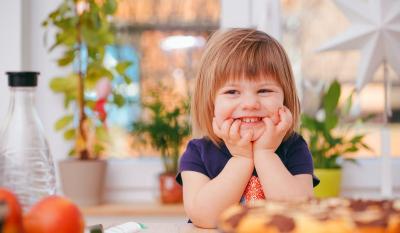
[176,133,319,187]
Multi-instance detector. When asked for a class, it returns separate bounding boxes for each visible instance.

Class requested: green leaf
[361,142,373,151]
[113,93,125,107]
[350,135,364,143]
[344,146,358,153]
[96,126,109,142]
[55,115,74,131]
[122,74,132,84]
[94,143,105,155]
[104,0,117,14]
[363,113,376,122]
[64,94,77,108]
[300,114,318,131]
[323,80,341,114]
[49,77,69,92]
[68,148,76,157]
[324,114,338,131]
[341,91,354,116]
[86,100,96,109]
[49,76,78,93]
[42,20,48,27]
[57,49,75,66]
[116,61,133,74]
[49,38,62,52]
[64,128,76,140]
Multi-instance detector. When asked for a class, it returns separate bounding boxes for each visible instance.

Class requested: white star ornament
[317,0,400,91]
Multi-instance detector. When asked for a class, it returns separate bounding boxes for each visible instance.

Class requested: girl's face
[214,77,284,141]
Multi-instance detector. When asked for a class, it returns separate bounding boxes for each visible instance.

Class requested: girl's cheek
[213,111,225,127]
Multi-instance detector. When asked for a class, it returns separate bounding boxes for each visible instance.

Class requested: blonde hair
[191,28,300,145]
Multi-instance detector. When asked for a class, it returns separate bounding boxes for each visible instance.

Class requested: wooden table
[83,203,220,232]
[139,223,218,233]
[82,202,185,217]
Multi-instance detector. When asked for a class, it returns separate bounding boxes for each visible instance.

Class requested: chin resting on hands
[213,118,254,159]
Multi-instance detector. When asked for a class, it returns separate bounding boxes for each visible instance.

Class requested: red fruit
[23,196,85,233]
[0,188,24,233]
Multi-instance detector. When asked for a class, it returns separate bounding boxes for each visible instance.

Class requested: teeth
[240,117,261,123]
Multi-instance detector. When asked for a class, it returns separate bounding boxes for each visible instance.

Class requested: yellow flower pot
[314,169,342,198]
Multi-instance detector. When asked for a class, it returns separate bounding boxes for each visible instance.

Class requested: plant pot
[59,159,107,206]
[314,168,342,198]
[159,172,182,204]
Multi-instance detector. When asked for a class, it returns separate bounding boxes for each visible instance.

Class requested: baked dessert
[218,198,400,233]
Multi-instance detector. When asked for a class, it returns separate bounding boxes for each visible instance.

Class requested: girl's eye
[224,90,239,95]
[258,89,273,93]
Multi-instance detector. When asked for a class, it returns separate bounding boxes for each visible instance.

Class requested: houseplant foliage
[301,79,371,168]
[42,0,132,160]
[131,86,190,203]
[132,87,191,174]
[300,79,371,197]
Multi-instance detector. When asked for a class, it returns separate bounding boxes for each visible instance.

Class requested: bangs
[214,41,281,91]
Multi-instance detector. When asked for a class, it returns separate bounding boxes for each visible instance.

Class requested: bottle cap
[6,71,39,87]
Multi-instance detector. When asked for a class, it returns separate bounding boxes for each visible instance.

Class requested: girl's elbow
[186,207,218,229]
[191,219,218,229]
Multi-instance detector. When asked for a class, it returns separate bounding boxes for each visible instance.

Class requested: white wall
[0,0,22,119]
[341,158,400,199]
[221,0,252,28]
[220,0,282,41]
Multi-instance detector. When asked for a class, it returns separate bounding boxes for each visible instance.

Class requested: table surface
[137,223,218,233]
[84,203,220,232]
[83,202,185,216]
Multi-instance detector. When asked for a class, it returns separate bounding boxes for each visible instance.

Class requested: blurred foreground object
[219,198,400,233]
[0,72,56,211]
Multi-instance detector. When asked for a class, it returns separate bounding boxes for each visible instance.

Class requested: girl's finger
[238,129,253,146]
[262,116,275,132]
[229,119,241,140]
[277,107,293,133]
[220,118,234,135]
[273,107,281,125]
[282,106,293,123]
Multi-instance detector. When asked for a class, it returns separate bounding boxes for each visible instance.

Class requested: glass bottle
[0,72,56,211]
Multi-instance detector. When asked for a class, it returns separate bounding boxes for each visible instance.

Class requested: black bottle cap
[6,71,39,87]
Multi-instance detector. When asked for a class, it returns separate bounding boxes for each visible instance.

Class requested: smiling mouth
[236,117,263,123]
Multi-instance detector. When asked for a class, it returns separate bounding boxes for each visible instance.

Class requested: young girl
[176,28,319,228]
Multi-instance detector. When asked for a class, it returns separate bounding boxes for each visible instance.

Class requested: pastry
[218,198,400,233]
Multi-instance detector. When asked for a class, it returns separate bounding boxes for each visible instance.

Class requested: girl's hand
[213,118,254,159]
[253,106,293,153]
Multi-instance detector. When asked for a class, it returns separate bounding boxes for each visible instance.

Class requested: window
[102,0,220,157]
[281,0,399,157]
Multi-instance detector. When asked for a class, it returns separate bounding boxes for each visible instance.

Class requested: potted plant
[42,0,132,205]
[300,79,371,198]
[132,87,190,204]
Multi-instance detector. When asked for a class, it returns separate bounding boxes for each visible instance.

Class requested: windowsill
[82,202,185,217]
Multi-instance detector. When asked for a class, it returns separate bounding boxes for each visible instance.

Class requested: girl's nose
[241,95,261,110]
